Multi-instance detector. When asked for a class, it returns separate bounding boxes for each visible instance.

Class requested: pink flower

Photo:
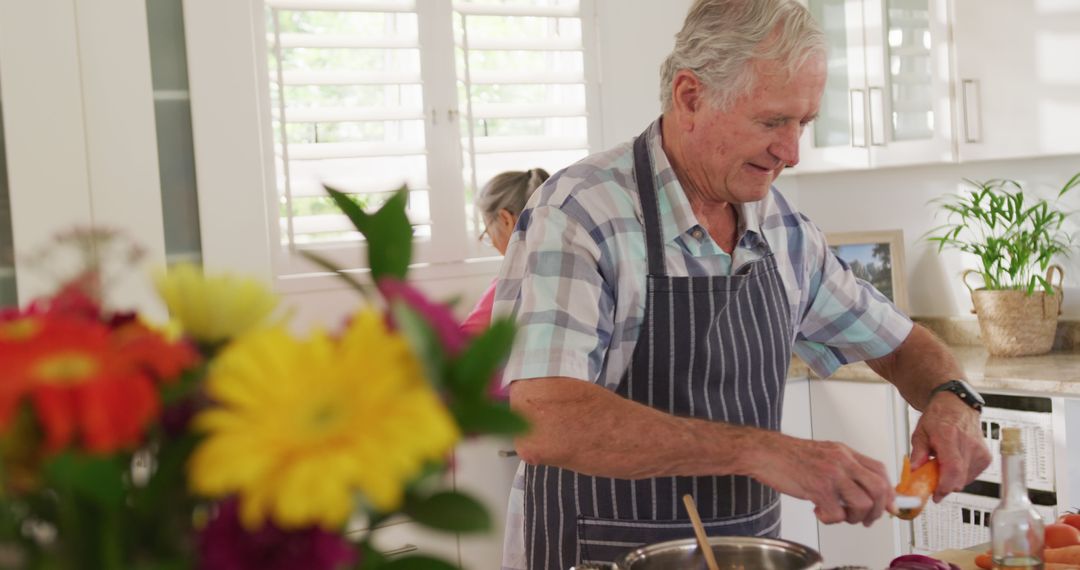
[377,278,466,355]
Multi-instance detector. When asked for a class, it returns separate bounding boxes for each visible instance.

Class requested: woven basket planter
[964,266,1064,357]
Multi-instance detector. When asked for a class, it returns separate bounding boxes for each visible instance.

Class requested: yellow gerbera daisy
[188,310,459,530]
[154,264,278,345]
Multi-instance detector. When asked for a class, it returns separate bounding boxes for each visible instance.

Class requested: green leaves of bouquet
[300,187,527,569]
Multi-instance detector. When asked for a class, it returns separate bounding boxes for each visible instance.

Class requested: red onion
[888,554,961,570]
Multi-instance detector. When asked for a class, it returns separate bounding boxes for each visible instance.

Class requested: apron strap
[633,127,667,277]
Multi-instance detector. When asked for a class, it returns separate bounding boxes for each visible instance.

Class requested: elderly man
[493,0,991,567]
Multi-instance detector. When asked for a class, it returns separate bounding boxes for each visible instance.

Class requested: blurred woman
[460,168,549,336]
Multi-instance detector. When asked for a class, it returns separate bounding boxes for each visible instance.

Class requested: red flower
[111,320,201,382]
[0,315,160,453]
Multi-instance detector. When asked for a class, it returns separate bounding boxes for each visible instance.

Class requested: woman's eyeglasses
[478,223,493,247]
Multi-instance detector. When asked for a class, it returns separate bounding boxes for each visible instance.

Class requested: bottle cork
[1000,426,1023,455]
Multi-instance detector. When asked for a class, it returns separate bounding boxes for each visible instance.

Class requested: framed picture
[826,230,909,313]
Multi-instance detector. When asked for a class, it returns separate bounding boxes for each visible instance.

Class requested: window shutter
[266,0,432,250]
[453,0,591,244]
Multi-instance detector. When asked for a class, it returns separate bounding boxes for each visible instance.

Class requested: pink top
[459,280,507,400]
[461,279,498,337]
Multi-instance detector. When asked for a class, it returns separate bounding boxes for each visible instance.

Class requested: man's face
[680,53,826,204]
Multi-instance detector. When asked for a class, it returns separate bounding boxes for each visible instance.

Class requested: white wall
[594,0,694,148]
[775,156,1080,318]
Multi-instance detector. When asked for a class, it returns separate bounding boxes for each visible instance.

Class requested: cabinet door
[809,380,907,569]
[952,0,1080,161]
[864,0,954,167]
[456,437,521,570]
[780,378,820,551]
[798,0,871,173]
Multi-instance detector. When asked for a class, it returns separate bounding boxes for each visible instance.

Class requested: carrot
[974,552,992,569]
[894,455,939,520]
[1044,544,1080,566]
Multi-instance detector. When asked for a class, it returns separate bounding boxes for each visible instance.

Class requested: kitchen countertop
[805,346,1080,396]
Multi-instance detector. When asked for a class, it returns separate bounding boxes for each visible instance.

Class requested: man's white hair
[659,0,826,112]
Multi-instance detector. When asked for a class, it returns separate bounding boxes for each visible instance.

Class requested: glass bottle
[991,427,1044,570]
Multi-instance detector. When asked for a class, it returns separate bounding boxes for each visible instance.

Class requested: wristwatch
[929,379,985,412]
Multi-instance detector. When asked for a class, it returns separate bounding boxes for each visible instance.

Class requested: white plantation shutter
[454,0,593,240]
[265,0,596,274]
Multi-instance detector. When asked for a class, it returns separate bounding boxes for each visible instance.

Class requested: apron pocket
[575,501,781,564]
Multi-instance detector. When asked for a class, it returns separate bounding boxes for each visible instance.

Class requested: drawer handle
[382,543,418,557]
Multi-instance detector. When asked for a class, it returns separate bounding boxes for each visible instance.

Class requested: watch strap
[929,380,983,412]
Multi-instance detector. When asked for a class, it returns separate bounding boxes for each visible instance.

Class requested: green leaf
[404,490,491,533]
[451,399,529,436]
[390,301,447,389]
[377,555,459,570]
[1060,171,1080,197]
[325,186,413,280]
[44,453,127,508]
[300,249,373,299]
[358,541,388,568]
[448,317,516,397]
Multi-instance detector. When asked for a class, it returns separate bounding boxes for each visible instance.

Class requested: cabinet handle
[382,544,418,557]
[498,449,518,457]
[848,88,868,148]
[961,79,982,143]
[868,86,886,147]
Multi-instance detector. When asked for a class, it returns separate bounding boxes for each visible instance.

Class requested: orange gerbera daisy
[111,319,201,382]
[0,314,161,453]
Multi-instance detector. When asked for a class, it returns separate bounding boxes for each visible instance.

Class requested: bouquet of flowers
[0,189,523,570]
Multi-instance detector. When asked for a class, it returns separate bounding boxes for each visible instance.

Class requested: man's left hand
[909,393,991,503]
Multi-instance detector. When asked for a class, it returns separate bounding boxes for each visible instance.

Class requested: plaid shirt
[492,119,913,389]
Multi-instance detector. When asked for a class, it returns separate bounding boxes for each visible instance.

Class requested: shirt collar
[644,118,765,251]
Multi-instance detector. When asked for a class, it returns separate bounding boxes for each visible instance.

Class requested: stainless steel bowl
[572,536,823,570]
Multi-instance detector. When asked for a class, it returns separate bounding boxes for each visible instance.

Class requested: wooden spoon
[682,494,720,570]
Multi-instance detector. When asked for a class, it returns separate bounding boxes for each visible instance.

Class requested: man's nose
[770,123,801,167]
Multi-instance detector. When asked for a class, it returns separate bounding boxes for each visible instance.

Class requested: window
[264,0,596,275]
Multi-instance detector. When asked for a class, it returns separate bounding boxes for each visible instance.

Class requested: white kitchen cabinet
[809,379,909,569]
[780,377,821,551]
[798,0,954,173]
[456,437,522,570]
[951,0,1080,162]
[0,0,168,316]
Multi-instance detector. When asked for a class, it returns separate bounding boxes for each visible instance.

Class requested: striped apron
[521,130,794,569]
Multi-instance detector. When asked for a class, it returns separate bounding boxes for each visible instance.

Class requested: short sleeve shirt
[492,119,913,390]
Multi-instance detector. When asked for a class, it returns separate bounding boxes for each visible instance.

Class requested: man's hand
[910,393,991,502]
[748,431,895,527]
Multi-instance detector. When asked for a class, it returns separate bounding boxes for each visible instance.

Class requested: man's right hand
[746,431,895,527]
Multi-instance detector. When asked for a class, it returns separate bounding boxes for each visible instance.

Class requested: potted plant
[928,173,1078,356]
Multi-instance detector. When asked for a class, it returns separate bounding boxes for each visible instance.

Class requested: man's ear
[670,69,706,128]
